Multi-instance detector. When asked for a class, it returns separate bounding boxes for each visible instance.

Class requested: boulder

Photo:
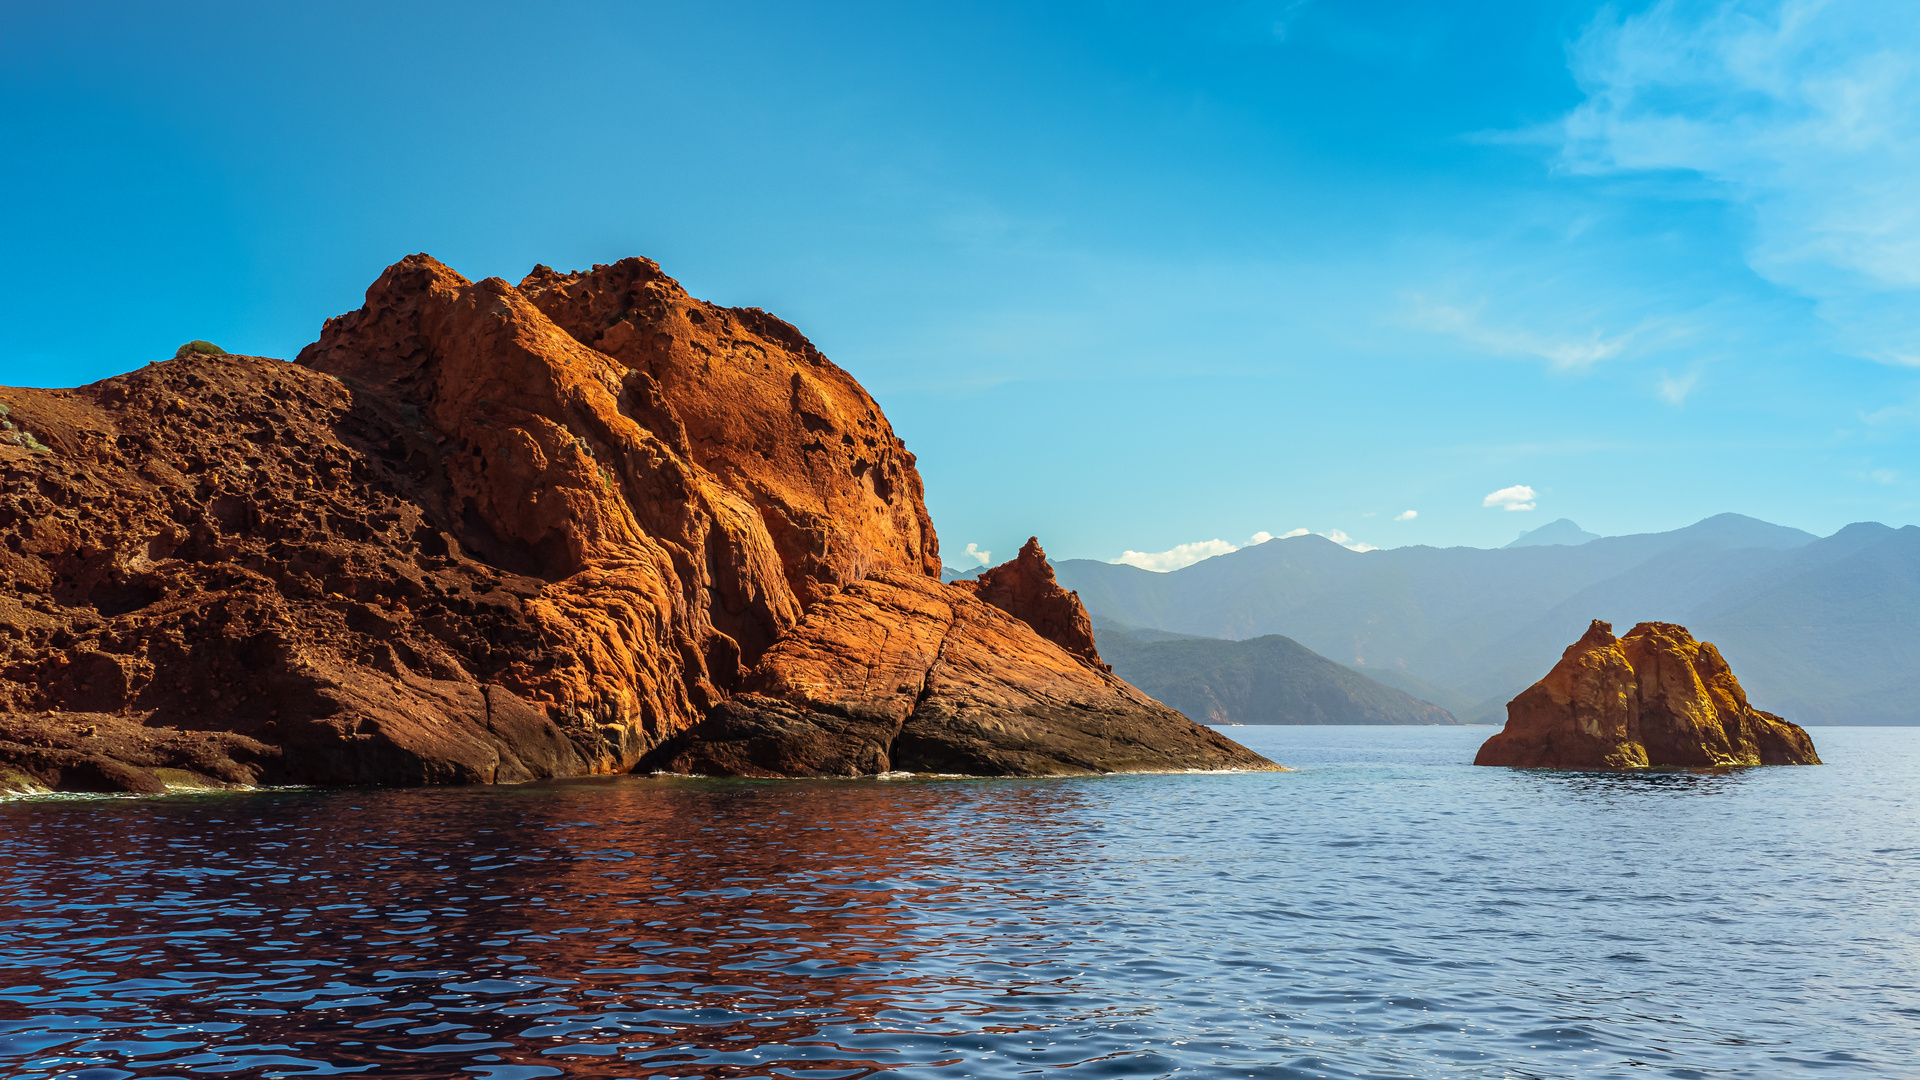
[1474,620,1819,769]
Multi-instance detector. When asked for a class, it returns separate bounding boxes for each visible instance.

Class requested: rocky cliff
[0,254,1272,792]
[1474,620,1819,769]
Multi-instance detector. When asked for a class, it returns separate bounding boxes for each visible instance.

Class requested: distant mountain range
[1094,624,1458,726]
[1052,514,1920,726]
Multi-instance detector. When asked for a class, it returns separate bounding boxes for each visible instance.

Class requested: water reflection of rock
[0,778,1099,1077]
[466,778,1097,1076]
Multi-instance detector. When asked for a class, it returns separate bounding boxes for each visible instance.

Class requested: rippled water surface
[4,726,1919,1079]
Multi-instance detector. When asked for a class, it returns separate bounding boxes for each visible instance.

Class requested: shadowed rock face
[1474,620,1820,769]
[0,254,1273,792]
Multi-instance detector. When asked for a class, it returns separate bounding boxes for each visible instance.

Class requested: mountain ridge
[1057,513,1916,725]
[1094,622,1460,726]
[1506,518,1601,548]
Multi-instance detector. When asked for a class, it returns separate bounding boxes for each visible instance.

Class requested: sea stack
[1474,620,1819,769]
[0,255,1272,792]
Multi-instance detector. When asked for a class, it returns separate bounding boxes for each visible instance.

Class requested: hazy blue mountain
[1093,624,1458,726]
[940,565,987,583]
[1055,514,1919,726]
[1506,518,1601,547]
[1691,524,1920,726]
[1336,664,1481,716]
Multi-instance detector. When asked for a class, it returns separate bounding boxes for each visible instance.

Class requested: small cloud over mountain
[1113,539,1241,572]
[1322,530,1379,553]
[1484,485,1537,512]
[964,542,993,566]
[1113,526,1367,572]
[1395,510,1417,521]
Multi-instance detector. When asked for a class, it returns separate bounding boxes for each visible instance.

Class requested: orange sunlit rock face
[0,254,1272,791]
[1474,620,1820,769]
[518,258,940,609]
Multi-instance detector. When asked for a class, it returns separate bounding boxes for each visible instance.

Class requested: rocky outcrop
[1474,620,1819,769]
[516,259,938,611]
[956,537,1104,668]
[645,569,1262,776]
[0,254,1272,792]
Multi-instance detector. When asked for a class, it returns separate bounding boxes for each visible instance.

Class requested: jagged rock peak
[960,537,1105,669]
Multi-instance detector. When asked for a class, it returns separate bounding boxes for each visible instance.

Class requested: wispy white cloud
[1657,369,1701,404]
[1871,468,1900,484]
[963,542,993,566]
[1557,0,1920,361]
[1405,295,1632,370]
[1203,0,1317,45]
[1861,396,1920,426]
[1483,484,1538,511]
[1395,509,1418,521]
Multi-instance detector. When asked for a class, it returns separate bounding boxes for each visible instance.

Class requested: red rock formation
[957,537,1105,669]
[648,568,1261,776]
[0,255,1273,792]
[1474,620,1820,769]
[517,258,938,612]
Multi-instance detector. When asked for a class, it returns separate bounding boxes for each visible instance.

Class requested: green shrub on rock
[174,340,228,358]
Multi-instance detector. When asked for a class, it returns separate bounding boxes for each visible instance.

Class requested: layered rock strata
[0,255,1272,792]
[1474,620,1819,769]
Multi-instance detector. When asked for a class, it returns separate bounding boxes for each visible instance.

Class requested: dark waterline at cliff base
[3,727,1916,1079]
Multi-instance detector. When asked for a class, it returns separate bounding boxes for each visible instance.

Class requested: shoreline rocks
[645,560,1263,777]
[0,254,1274,791]
[1474,620,1820,770]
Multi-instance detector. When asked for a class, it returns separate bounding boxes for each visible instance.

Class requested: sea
[3,725,1917,1080]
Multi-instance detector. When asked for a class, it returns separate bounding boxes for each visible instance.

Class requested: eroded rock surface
[0,254,1272,791]
[646,570,1266,776]
[1474,620,1820,769]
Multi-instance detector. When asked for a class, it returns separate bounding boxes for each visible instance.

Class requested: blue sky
[3,1,1915,567]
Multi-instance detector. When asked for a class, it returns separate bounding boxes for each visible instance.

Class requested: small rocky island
[1475,620,1820,769]
[0,254,1274,792]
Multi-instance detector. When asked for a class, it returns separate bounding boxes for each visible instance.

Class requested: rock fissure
[912,602,961,714]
